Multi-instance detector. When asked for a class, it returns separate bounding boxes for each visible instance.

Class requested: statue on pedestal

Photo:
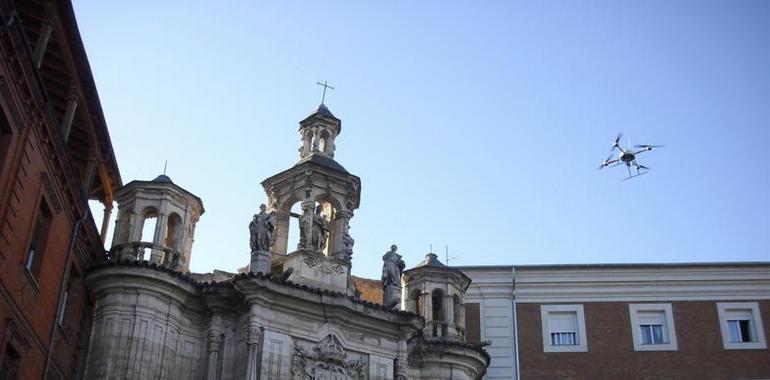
[382,245,406,308]
[300,204,328,252]
[249,204,276,274]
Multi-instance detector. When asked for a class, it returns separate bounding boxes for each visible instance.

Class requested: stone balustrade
[109,241,185,271]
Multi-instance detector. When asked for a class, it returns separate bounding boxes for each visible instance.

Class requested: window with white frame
[540,305,588,352]
[628,304,678,351]
[717,302,766,350]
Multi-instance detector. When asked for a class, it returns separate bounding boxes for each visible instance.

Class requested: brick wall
[517,300,770,380]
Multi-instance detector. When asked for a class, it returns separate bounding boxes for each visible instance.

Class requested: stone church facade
[81,105,490,379]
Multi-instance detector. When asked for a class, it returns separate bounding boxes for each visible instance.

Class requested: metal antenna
[445,245,449,265]
[316,81,334,105]
[430,243,433,253]
[163,160,168,175]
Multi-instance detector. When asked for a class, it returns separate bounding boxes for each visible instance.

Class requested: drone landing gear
[622,171,648,181]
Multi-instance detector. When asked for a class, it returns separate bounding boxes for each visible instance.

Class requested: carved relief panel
[291,334,369,380]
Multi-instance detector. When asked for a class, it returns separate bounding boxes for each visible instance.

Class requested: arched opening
[287,200,335,255]
[139,207,158,260]
[287,201,303,253]
[165,213,182,250]
[139,207,158,243]
[432,289,445,322]
[318,136,326,153]
[319,130,330,154]
[432,289,447,337]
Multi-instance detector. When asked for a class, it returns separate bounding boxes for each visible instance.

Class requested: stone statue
[249,204,275,274]
[310,205,328,252]
[382,245,406,308]
[249,204,276,253]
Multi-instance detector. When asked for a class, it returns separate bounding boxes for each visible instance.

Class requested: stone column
[311,128,320,151]
[245,317,262,380]
[128,210,143,242]
[422,291,433,321]
[100,202,113,244]
[401,286,414,312]
[151,212,168,265]
[300,130,312,157]
[331,210,352,261]
[444,294,455,338]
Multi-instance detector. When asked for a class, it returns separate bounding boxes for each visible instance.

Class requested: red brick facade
[517,300,770,380]
[0,0,120,378]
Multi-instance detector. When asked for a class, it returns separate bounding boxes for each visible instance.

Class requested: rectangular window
[464,302,481,345]
[717,302,766,350]
[25,200,52,278]
[540,305,588,352]
[629,304,677,351]
[548,311,579,346]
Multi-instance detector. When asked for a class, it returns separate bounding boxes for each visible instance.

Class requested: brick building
[0,0,121,378]
[459,263,770,379]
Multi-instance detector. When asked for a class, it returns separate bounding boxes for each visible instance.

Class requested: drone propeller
[634,144,664,149]
[638,164,649,170]
[612,133,623,148]
[598,154,614,170]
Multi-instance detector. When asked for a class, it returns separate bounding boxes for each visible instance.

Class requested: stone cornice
[514,264,770,303]
[87,260,421,320]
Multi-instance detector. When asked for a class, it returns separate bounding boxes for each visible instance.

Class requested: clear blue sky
[74,1,769,278]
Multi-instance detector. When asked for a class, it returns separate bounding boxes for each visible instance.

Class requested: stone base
[250,250,272,275]
[283,249,352,294]
[383,285,402,309]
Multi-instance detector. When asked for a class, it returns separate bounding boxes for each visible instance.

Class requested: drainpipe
[511,267,520,380]
[512,296,521,380]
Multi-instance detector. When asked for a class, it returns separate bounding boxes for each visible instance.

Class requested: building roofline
[454,261,770,270]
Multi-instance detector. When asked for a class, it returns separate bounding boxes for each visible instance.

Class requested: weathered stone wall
[83,264,488,379]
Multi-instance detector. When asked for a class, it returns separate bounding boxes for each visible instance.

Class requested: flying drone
[599,133,663,180]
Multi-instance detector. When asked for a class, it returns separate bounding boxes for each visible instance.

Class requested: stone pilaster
[206,330,223,380]
[245,316,263,380]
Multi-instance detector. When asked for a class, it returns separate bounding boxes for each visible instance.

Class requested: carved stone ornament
[247,322,262,346]
[394,357,408,380]
[207,330,223,353]
[304,254,346,275]
[291,335,366,380]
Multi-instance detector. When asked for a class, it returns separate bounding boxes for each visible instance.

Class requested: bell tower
[261,102,361,294]
[402,253,472,341]
[110,174,204,272]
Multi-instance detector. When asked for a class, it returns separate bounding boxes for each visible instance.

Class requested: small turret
[402,253,471,341]
[110,174,204,272]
